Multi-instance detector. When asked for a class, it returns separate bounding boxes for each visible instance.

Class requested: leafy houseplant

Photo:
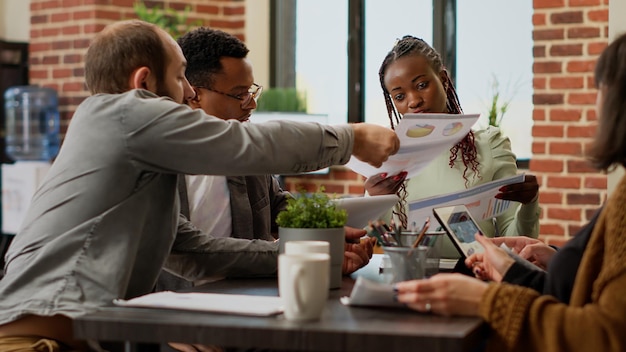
[276,188,346,289]
[275,189,347,229]
[133,1,201,40]
[255,88,308,113]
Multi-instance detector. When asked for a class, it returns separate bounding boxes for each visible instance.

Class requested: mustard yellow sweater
[479,175,626,351]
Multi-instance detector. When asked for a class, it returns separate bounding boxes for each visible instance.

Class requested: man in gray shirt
[0,20,398,350]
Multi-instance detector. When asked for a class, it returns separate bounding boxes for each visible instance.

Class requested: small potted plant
[276,188,347,289]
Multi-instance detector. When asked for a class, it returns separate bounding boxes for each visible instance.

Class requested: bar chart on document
[481,198,512,219]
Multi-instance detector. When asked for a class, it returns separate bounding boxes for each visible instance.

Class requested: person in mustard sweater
[393,32,626,352]
[365,35,540,258]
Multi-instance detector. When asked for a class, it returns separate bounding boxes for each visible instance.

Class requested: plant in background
[485,74,519,128]
[276,187,347,228]
[255,87,307,113]
[133,1,201,40]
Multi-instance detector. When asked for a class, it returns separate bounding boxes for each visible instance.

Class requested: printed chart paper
[407,174,526,230]
[346,113,480,179]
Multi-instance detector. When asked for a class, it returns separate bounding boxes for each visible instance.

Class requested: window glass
[364,0,433,127]
[456,1,533,159]
[295,1,348,125]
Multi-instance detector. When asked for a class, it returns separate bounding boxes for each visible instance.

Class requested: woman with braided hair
[366,35,540,257]
[392,32,626,352]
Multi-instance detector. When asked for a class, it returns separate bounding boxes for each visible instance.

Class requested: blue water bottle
[4,85,60,161]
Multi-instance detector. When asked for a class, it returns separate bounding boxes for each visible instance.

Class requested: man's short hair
[85,20,168,94]
[177,27,249,88]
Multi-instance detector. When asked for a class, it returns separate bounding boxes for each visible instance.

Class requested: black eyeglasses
[196,83,263,107]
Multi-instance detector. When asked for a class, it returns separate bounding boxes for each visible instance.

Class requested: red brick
[567,60,596,73]
[94,10,124,21]
[550,44,583,57]
[533,93,564,105]
[533,109,546,121]
[533,45,546,58]
[321,184,345,195]
[533,77,546,89]
[348,185,365,195]
[568,224,583,236]
[41,1,62,10]
[533,0,565,8]
[532,141,546,154]
[588,9,608,22]
[208,20,246,29]
[30,42,52,52]
[531,159,564,172]
[41,55,59,64]
[550,11,583,24]
[550,108,581,121]
[584,176,607,189]
[549,142,582,156]
[570,0,600,5]
[540,223,565,236]
[332,169,360,181]
[566,193,600,205]
[61,0,82,6]
[568,93,597,105]
[585,207,602,219]
[84,24,107,34]
[533,29,565,41]
[533,13,546,25]
[533,61,562,74]
[586,109,597,121]
[64,54,82,64]
[547,175,581,189]
[224,6,245,15]
[550,76,584,89]
[588,42,607,55]
[51,12,70,22]
[547,208,581,220]
[31,14,48,24]
[197,5,220,14]
[567,125,596,138]
[538,191,563,204]
[42,27,61,36]
[533,125,564,137]
[62,82,85,92]
[52,40,72,50]
[29,69,49,80]
[73,10,94,20]
[74,38,91,49]
[568,27,601,39]
[567,160,597,173]
[62,25,80,35]
[111,0,137,6]
[53,68,72,78]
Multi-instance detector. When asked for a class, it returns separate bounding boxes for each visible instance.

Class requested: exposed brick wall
[29,0,245,136]
[531,0,608,244]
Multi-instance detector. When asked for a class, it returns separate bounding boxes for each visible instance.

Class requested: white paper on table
[407,174,526,230]
[345,113,480,179]
[340,276,405,308]
[332,194,399,228]
[113,291,284,317]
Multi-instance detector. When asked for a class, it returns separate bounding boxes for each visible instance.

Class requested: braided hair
[379,35,480,228]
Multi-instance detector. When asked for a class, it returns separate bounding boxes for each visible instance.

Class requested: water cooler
[2,85,59,235]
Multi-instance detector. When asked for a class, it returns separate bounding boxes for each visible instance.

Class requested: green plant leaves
[275,188,347,228]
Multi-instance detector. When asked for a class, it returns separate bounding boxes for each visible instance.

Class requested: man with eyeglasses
[157,28,377,295]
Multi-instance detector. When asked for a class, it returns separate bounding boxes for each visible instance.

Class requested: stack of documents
[114,291,283,317]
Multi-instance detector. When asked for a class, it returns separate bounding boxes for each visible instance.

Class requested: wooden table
[73,258,486,352]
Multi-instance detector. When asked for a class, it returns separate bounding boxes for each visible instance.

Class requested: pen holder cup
[382,246,428,283]
[397,231,445,278]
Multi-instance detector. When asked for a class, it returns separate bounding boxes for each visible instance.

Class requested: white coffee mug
[278,253,330,322]
[284,240,330,256]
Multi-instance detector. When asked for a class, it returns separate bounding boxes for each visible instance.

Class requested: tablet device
[432,204,485,258]
[332,194,399,228]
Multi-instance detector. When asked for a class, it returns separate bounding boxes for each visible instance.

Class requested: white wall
[0,0,30,42]
[244,0,270,88]
[607,0,626,195]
